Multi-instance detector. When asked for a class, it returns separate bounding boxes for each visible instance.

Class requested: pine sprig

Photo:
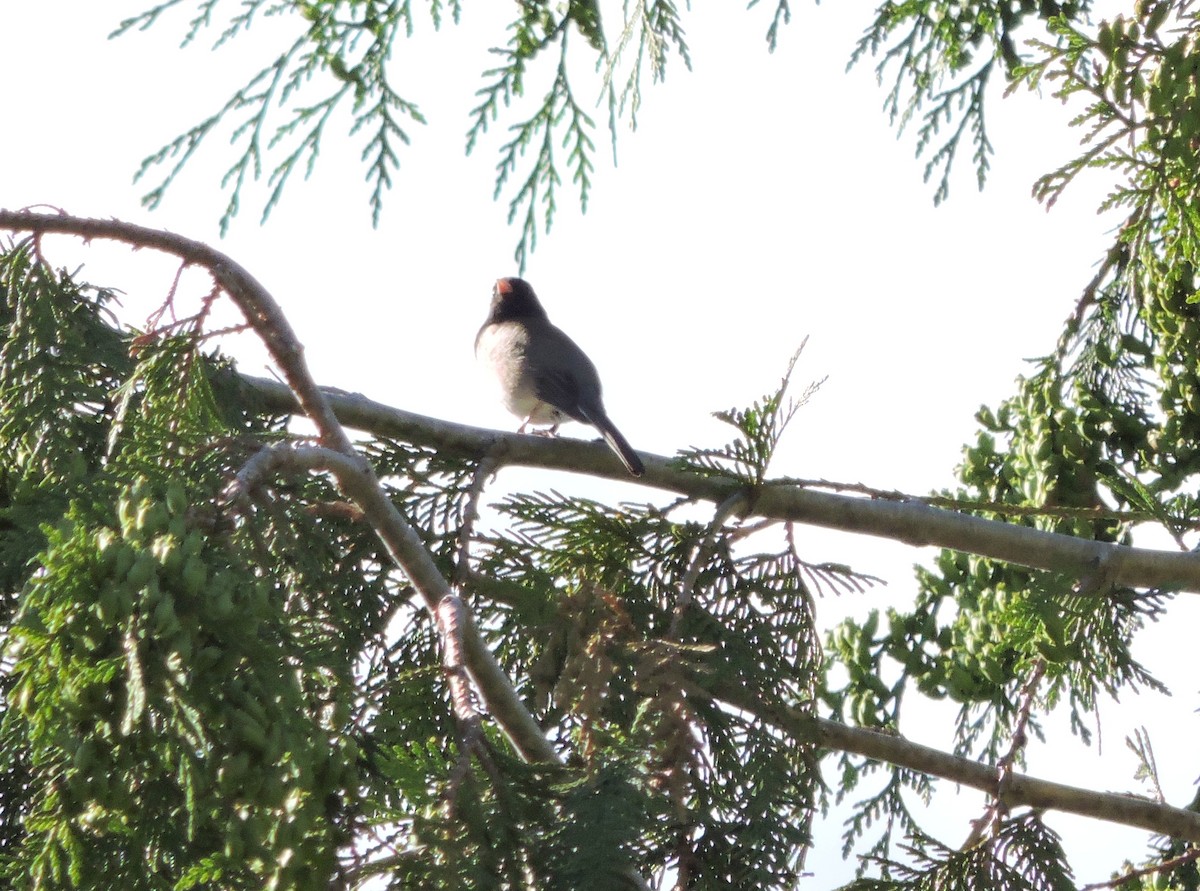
[852,812,1076,891]
[679,346,823,485]
[0,242,129,488]
[747,0,793,52]
[119,0,716,263]
[469,16,599,272]
[838,763,932,870]
[121,1,428,232]
[603,0,693,131]
[849,0,1026,205]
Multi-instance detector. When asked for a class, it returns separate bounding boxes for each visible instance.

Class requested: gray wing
[524,322,604,424]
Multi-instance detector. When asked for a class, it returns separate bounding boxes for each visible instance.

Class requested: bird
[475,277,645,477]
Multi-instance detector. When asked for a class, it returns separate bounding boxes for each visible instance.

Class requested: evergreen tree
[3,0,1200,888]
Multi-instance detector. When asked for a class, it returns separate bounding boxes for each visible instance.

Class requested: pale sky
[3,1,1196,885]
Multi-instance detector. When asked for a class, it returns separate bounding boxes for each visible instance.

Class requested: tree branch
[1080,848,1200,891]
[815,715,1200,842]
[0,210,558,767]
[2,210,350,452]
[711,680,1200,844]
[225,440,558,763]
[234,372,1200,595]
[7,208,1200,856]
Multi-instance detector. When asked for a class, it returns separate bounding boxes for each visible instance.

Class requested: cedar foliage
[0,241,831,886]
[4,0,1200,888]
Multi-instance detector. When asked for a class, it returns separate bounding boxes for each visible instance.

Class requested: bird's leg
[518,416,560,437]
[520,408,561,439]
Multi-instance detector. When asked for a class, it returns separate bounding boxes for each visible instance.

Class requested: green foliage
[108,0,1196,267]
[601,0,692,128]
[0,244,363,886]
[115,0,429,234]
[471,474,823,885]
[0,245,129,616]
[8,485,347,889]
[0,244,128,877]
[826,353,1172,870]
[465,3,604,272]
[1009,2,1200,504]
[680,346,824,485]
[0,243,835,886]
[869,0,1200,753]
[842,813,1076,891]
[849,0,1090,203]
[115,0,772,267]
[834,344,1169,742]
[828,1,1200,881]
[13,1,1200,885]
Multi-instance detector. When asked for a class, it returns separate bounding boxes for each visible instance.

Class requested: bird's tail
[582,409,645,477]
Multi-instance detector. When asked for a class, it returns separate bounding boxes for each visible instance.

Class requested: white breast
[476,322,568,427]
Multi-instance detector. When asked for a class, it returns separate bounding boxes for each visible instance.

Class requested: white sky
[4,1,1198,885]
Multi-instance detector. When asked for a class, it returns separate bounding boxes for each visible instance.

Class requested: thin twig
[669,490,750,638]
[1079,847,1200,891]
[455,453,500,586]
[962,658,1047,847]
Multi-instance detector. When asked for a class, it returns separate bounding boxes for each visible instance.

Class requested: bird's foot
[518,419,559,437]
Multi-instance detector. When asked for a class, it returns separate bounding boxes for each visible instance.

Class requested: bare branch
[0,211,561,769]
[220,439,559,764]
[1080,848,1200,891]
[434,594,486,766]
[669,490,750,638]
[455,453,500,586]
[232,371,1200,595]
[712,681,1200,844]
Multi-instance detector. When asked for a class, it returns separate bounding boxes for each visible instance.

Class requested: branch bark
[224,441,556,762]
[234,372,1200,595]
[710,681,1200,844]
[814,716,1200,842]
[0,211,558,765]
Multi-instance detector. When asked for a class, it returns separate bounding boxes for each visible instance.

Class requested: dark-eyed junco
[475,277,645,477]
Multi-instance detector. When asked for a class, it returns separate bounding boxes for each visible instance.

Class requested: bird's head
[488,277,549,323]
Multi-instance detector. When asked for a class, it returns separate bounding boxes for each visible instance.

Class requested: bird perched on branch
[475,276,645,477]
